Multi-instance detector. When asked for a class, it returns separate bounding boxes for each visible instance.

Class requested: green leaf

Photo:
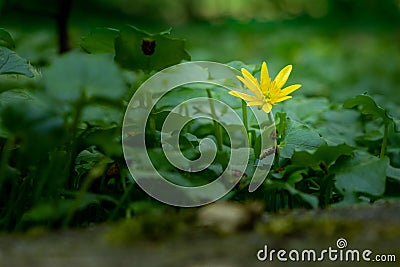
[0,89,38,137]
[332,151,389,197]
[285,185,319,209]
[81,27,119,54]
[1,98,62,137]
[22,201,72,222]
[154,86,207,112]
[43,52,126,101]
[0,28,15,49]
[158,170,193,187]
[0,89,36,107]
[343,93,397,131]
[274,97,331,124]
[76,146,109,166]
[318,109,362,146]
[114,25,190,72]
[292,144,355,169]
[387,164,400,183]
[275,112,288,138]
[0,97,65,155]
[0,47,35,77]
[277,114,326,158]
[286,169,307,186]
[81,104,123,126]
[81,126,122,157]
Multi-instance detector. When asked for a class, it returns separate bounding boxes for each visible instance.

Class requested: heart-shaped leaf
[332,151,388,197]
[114,25,190,72]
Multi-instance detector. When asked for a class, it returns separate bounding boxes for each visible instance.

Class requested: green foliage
[292,144,355,169]
[0,24,400,232]
[254,90,399,209]
[276,112,326,158]
[43,52,125,101]
[387,165,400,183]
[81,25,191,72]
[0,47,35,77]
[0,28,15,49]
[81,27,119,54]
[332,152,388,201]
[115,26,190,72]
[0,29,35,77]
[344,93,398,131]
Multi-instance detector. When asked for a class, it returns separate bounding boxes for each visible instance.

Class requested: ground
[1,203,399,267]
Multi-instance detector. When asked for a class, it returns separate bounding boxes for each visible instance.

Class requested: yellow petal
[274,65,292,89]
[260,61,271,91]
[262,103,272,113]
[241,68,259,86]
[236,75,264,99]
[280,84,301,96]
[268,80,280,96]
[229,91,260,102]
[274,95,292,103]
[247,100,265,106]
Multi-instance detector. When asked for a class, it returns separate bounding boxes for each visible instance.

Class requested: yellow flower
[229,62,301,113]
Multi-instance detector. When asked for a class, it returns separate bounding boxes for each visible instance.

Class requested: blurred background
[1,0,399,107]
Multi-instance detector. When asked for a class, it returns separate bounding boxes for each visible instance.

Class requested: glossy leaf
[277,114,326,158]
[292,144,355,169]
[332,151,388,197]
[0,47,35,77]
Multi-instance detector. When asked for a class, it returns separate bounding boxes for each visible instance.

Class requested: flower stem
[380,122,389,158]
[241,100,248,132]
[241,100,252,146]
[267,112,274,125]
[206,89,222,151]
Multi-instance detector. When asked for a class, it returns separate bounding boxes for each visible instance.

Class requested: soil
[1,203,399,267]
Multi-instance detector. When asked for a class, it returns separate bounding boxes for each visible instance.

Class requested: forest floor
[1,202,399,267]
